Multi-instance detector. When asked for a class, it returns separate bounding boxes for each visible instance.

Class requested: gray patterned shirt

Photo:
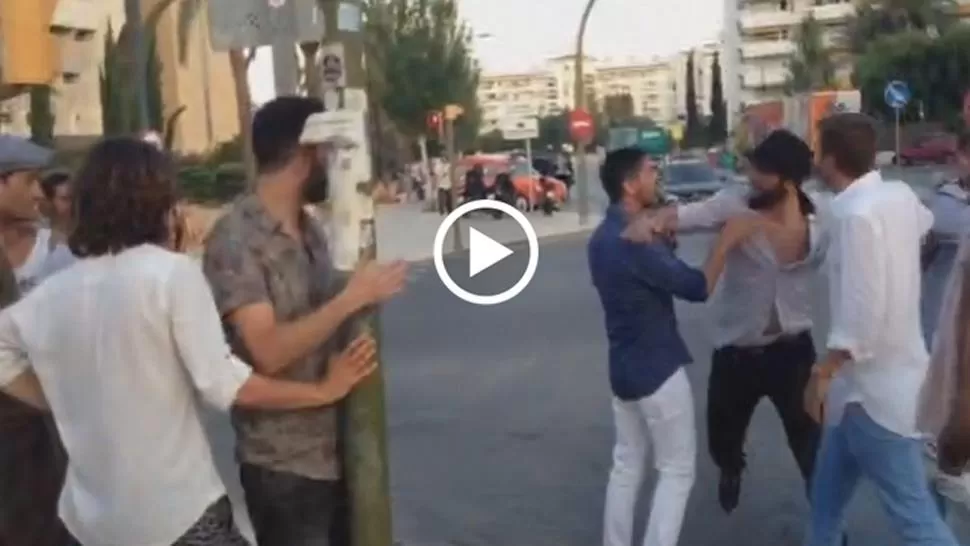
[203,194,340,480]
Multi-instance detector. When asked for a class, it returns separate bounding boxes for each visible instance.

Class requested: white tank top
[15,228,53,293]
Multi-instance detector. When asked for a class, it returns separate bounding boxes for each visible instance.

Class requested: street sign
[500,117,538,141]
[208,0,325,51]
[503,103,536,118]
[444,104,465,121]
[569,109,595,143]
[884,80,911,110]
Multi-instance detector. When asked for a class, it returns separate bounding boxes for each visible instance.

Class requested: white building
[477,44,723,135]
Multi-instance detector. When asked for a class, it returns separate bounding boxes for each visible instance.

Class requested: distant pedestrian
[804,113,958,546]
[588,146,756,546]
[434,157,453,215]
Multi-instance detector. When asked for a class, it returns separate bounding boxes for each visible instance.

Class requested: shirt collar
[605,203,629,224]
[938,181,969,202]
[833,170,882,205]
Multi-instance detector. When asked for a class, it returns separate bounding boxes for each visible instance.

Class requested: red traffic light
[426,111,442,130]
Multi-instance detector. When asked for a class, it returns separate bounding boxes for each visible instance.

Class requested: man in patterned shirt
[203,96,408,545]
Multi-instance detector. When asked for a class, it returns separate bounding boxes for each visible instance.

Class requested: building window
[62,73,79,84]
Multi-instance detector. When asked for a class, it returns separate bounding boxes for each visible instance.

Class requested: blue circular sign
[884,80,911,109]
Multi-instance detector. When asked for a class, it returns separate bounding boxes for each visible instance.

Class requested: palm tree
[844,0,957,54]
[787,14,836,94]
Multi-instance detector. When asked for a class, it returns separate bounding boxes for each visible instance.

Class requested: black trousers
[707,331,820,486]
[239,464,348,546]
[437,188,454,215]
[172,496,250,546]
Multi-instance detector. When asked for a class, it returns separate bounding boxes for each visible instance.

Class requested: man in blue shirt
[589,147,756,546]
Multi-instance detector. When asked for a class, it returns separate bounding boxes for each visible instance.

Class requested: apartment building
[0,0,239,154]
[478,44,721,135]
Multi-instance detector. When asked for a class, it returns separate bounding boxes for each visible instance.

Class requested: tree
[684,51,702,147]
[708,52,727,144]
[786,14,836,94]
[364,0,481,158]
[854,25,970,126]
[844,0,956,55]
[603,93,636,123]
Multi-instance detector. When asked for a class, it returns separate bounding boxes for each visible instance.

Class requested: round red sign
[569,109,595,143]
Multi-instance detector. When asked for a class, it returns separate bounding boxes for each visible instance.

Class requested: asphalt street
[199,162,964,546]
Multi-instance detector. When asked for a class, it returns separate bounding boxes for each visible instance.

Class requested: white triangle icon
[469,227,514,277]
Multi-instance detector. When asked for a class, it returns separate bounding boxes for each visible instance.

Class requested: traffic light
[0,0,57,85]
[427,111,443,137]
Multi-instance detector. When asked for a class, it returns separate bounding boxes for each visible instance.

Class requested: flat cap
[0,135,53,176]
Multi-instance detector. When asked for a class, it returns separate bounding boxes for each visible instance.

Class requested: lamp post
[573,0,598,225]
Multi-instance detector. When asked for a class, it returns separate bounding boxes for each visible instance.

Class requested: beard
[302,162,330,204]
[747,184,787,210]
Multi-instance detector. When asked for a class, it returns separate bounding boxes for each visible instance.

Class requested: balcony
[742,65,788,89]
[811,2,855,24]
[51,0,101,33]
[741,39,794,59]
[740,8,799,31]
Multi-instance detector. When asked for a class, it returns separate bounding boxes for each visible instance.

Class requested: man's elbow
[245,335,295,377]
[676,274,709,303]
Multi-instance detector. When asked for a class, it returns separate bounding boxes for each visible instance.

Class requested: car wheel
[515,195,530,212]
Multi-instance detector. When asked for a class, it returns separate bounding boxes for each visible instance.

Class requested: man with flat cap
[625,130,832,518]
[0,134,71,545]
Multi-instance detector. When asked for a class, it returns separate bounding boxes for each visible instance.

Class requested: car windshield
[511,163,537,177]
[664,162,716,186]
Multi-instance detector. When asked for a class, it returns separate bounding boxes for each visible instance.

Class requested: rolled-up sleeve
[0,310,28,387]
[676,187,748,231]
[826,214,886,362]
[169,256,253,411]
[626,241,708,302]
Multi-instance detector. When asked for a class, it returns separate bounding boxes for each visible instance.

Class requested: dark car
[896,133,956,166]
[532,154,575,190]
[660,159,729,202]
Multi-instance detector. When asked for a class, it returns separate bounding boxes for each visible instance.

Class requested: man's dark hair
[251,95,325,174]
[40,170,70,201]
[745,129,815,215]
[69,138,179,257]
[600,147,649,204]
[818,113,878,180]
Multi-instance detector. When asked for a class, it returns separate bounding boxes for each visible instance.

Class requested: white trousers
[603,368,697,546]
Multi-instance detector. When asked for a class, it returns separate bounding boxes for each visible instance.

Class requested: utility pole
[444,104,464,251]
[125,0,149,131]
[573,0,598,226]
[317,2,393,545]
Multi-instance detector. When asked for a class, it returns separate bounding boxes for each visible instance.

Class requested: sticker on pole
[320,42,346,89]
[884,80,911,110]
[267,0,285,8]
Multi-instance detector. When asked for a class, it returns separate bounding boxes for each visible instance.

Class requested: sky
[248,0,724,103]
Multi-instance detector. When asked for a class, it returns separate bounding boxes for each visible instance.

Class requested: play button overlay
[433,200,538,305]
[468,227,513,277]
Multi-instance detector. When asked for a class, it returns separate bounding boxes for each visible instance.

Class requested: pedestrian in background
[0,134,70,546]
[589,146,754,546]
[0,136,382,545]
[624,130,828,517]
[922,132,970,345]
[433,157,453,215]
[204,96,408,546]
[803,113,958,546]
[39,169,72,247]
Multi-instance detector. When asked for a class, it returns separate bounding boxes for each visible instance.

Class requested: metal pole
[573,0,598,226]
[895,106,901,166]
[272,42,301,96]
[446,117,464,251]
[319,2,392,546]
[525,137,534,207]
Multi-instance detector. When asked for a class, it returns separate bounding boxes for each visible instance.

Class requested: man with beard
[0,135,71,545]
[590,147,756,546]
[203,96,409,545]
[625,130,828,517]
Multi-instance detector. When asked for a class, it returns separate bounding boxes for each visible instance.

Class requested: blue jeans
[805,404,959,546]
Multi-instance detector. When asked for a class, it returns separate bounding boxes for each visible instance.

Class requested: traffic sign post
[569,109,595,225]
[884,80,911,166]
[501,117,540,209]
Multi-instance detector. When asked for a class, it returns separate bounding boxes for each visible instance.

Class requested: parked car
[895,133,957,166]
[660,159,730,202]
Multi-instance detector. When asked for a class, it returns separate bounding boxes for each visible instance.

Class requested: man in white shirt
[804,112,958,545]
[0,137,383,546]
[434,157,454,215]
[624,130,828,515]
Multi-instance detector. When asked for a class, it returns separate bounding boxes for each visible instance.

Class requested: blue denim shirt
[588,205,709,400]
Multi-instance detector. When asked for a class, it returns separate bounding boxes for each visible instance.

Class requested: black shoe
[718,471,742,513]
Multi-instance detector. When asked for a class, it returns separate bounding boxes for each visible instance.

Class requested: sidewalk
[375,202,601,262]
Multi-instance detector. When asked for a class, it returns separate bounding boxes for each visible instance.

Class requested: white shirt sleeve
[676,187,748,230]
[168,256,253,411]
[0,309,30,387]
[826,213,887,362]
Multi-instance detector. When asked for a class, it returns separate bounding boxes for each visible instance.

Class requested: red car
[896,133,956,166]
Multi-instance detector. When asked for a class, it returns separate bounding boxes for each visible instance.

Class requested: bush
[178,163,247,204]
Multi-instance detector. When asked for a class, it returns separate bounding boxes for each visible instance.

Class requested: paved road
[205,228,968,546]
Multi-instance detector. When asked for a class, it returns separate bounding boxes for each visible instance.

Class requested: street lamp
[573,0,598,225]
